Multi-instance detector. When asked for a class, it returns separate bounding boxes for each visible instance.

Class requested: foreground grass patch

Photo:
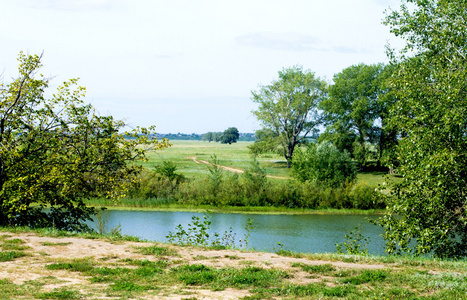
[0,250,28,262]
[46,258,94,272]
[171,264,289,290]
[135,244,178,257]
[292,262,336,275]
[37,288,83,299]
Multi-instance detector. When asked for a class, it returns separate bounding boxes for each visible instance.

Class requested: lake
[93,210,386,255]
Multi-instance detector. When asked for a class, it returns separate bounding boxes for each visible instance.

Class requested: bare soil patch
[0,231,390,299]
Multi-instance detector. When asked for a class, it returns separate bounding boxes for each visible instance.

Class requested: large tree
[379,0,467,257]
[320,63,396,169]
[251,66,327,167]
[0,52,169,231]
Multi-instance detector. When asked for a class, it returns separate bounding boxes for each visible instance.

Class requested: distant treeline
[155,132,255,141]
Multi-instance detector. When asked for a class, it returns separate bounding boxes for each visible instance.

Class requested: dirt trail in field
[188,156,288,180]
[0,231,387,299]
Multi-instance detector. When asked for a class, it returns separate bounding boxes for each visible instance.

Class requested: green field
[142,140,397,188]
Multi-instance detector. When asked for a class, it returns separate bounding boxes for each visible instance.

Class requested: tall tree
[251,66,327,167]
[379,0,467,257]
[0,52,170,231]
[320,63,395,169]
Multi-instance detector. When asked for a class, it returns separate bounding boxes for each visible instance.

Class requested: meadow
[142,140,394,187]
[141,141,290,179]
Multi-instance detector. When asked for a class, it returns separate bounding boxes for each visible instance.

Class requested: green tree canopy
[0,52,170,231]
[251,66,327,167]
[247,128,281,156]
[320,63,396,169]
[379,0,467,258]
[202,132,213,142]
[220,127,239,144]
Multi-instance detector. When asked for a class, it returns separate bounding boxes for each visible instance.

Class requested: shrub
[291,142,357,187]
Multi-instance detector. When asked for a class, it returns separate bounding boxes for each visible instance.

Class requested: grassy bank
[84,198,386,215]
[1,227,467,299]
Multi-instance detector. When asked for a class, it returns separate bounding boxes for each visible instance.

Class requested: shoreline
[85,203,386,215]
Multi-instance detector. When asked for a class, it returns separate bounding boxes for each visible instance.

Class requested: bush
[291,142,357,187]
[128,162,185,200]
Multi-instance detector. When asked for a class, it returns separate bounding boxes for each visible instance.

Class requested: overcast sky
[1,0,403,134]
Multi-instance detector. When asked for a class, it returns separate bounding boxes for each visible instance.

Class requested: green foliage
[240,157,268,206]
[206,155,224,198]
[201,131,223,142]
[291,142,357,187]
[166,214,212,246]
[379,0,467,258]
[320,63,396,169]
[251,66,327,167]
[166,213,254,249]
[129,166,383,210]
[335,225,370,255]
[0,52,169,231]
[220,127,240,144]
[247,128,281,156]
[154,161,185,183]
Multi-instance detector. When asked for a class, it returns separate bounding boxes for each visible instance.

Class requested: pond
[92,210,386,255]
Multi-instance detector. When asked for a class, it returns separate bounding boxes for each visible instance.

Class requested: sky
[1,0,404,134]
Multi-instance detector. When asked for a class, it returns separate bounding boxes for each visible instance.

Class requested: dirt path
[188,156,289,180]
[0,231,386,299]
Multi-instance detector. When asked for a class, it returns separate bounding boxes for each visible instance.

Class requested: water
[93,210,386,255]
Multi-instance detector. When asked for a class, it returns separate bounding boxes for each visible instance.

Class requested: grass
[141,141,272,178]
[3,227,467,299]
[134,244,179,256]
[291,262,336,274]
[41,241,72,246]
[0,250,28,262]
[143,140,397,186]
[85,199,387,215]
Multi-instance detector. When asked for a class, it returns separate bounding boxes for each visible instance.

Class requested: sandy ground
[0,231,387,299]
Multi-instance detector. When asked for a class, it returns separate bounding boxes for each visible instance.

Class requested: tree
[220,127,239,144]
[379,0,467,257]
[291,142,357,187]
[0,52,170,231]
[320,63,396,169]
[212,132,222,142]
[251,66,327,167]
[247,128,281,156]
[202,132,213,142]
